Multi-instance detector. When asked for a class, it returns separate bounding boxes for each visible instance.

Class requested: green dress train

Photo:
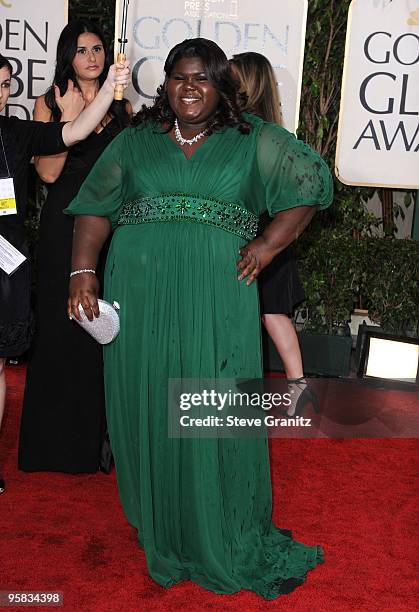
[65,114,333,599]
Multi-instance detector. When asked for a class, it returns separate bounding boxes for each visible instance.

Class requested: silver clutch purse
[71,299,120,344]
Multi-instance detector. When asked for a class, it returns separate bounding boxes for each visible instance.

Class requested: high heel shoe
[294,385,320,416]
[0,473,5,495]
[287,377,320,418]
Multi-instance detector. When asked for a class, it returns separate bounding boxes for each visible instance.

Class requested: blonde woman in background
[230,52,318,416]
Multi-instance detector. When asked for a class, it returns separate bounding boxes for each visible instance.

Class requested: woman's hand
[103,60,131,94]
[237,237,277,286]
[68,273,100,322]
[237,207,317,285]
[54,80,85,121]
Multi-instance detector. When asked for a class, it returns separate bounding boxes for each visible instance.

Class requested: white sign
[116,0,307,132]
[0,233,26,275]
[336,0,419,188]
[0,0,68,119]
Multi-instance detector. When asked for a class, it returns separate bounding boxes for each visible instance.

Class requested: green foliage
[392,189,416,229]
[296,230,360,334]
[69,0,116,49]
[360,238,419,335]
[298,0,381,236]
[296,233,419,336]
[298,0,349,162]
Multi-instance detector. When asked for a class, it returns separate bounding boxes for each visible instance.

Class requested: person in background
[0,53,130,494]
[19,21,131,475]
[65,38,332,599]
[230,52,318,417]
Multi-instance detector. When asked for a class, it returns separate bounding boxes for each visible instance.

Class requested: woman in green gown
[65,39,333,599]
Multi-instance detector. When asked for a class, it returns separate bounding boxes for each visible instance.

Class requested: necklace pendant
[174,118,209,147]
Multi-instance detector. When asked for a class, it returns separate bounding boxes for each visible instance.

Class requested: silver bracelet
[69,269,96,278]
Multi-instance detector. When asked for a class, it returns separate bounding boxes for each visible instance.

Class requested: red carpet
[1,365,417,611]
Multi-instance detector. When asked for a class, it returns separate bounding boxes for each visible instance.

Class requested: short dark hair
[133,38,250,134]
[0,54,13,76]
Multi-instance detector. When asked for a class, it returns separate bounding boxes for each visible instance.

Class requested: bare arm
[61,62,130,147]
[68,215,111,321]
[33,93,81,183]
[237,205,316,285]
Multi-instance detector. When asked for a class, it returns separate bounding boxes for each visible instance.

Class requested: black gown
[257,212,305,315]
[18,121,121,474]
[0,117,66,357]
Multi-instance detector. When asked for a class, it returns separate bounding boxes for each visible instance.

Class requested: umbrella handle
[114,52,126,101]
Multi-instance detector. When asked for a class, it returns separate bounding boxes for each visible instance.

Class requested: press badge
[0,234,26,275]
[0,177,17,216]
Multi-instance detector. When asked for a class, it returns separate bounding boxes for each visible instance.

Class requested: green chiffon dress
[65,114,333,599]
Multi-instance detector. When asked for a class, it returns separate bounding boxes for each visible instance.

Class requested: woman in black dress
[0,53,130,493]
[19,21,131,474]
[230,52,317,416]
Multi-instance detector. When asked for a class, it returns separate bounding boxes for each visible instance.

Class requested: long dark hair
[44,20,129,127]
[133,38,250,134]
[0,54,12,76]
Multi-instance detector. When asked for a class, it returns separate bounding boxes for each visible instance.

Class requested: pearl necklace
[174,118,209,147]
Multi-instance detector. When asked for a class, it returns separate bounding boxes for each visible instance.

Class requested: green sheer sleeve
[256,123,333,216]
[64,129,126,229]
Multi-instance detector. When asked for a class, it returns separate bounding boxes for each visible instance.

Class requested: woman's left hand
[104,60,131,92]
[237,237,277,286]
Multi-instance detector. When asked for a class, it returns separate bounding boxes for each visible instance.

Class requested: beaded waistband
[117,194,258,241]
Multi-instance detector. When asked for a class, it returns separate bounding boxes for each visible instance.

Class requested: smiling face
[72,32,105,81]
[0,66,11,113]
[166,56,220,131]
